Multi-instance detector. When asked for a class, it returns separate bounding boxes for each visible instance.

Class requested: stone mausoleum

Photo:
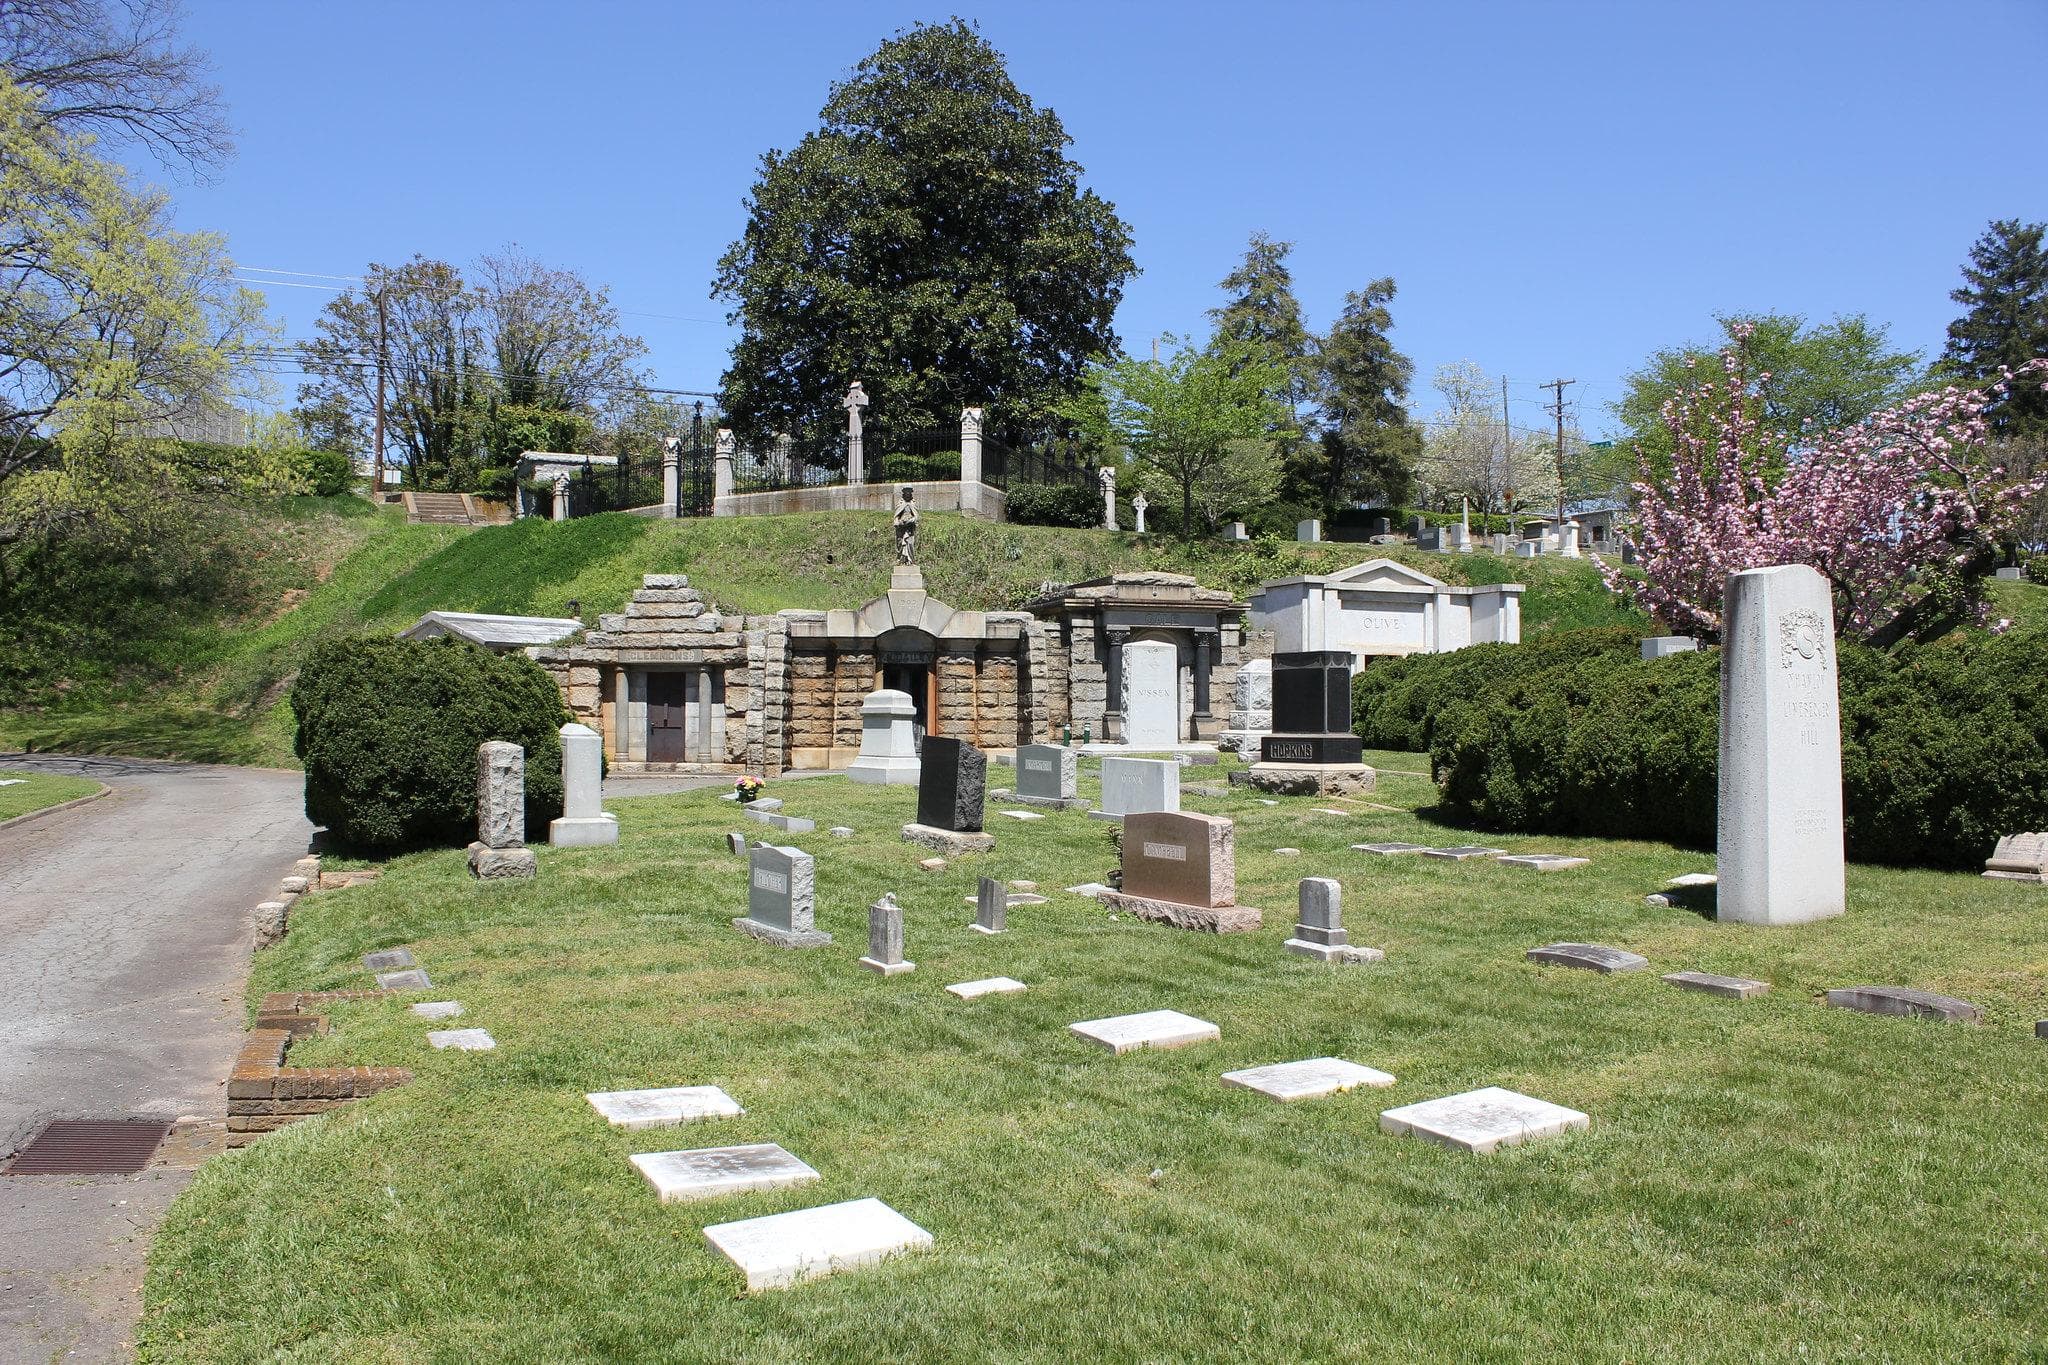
[520,568,1253,774]
[1248,558,1521,664]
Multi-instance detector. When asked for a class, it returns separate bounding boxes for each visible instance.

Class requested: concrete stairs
[402,492,500,526]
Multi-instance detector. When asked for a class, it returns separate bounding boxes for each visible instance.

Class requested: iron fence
[982,432,1095,494]
[728,430,849,495]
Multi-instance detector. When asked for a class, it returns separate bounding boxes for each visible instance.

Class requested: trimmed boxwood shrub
[294,447,354,496]
[291,635,567,850]
[1004,481,1097,528]
[1351,626,1639,752]
[1401,627,2048,869]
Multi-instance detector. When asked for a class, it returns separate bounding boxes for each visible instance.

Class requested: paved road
[0,754,310,1364]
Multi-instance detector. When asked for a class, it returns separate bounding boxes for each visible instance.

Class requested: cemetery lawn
[0,766,101,820]
[145,757,2048,1362]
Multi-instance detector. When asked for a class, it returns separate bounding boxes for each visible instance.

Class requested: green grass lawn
[142,755,2048,1361]
[0,766,101,821]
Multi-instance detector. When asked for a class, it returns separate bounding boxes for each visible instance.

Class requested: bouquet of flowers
[735,776,765,803]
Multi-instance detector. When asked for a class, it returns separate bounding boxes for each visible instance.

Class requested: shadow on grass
[0,704,276,766]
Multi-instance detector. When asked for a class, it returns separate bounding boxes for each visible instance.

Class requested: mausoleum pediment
[1325,559,1448,592]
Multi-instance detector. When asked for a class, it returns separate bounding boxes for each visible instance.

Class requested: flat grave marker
[1662,971,1769,1000]
[1069,1009,1220,1055]
[1421,845,1506,861]
[586,1086,744,1130]
[375,968,432,991]
[1497,854,1591,871]
[1526,943,1649,974]
[630,1142,819,1204]
[1380,1086,1589,1154]
[947,977,1028,1000]
[410,1000,463,1020]
[1353,842,1430,856]
[701,1197,933,1292]
[1222,1057,1394,1102]
[1825,985,1982,1023]
[427,1028,495,1051]
[362,948,416,972]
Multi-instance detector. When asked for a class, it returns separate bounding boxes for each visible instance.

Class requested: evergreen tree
[1942,219,2048,434]
[1304,279,1420,512]
[1207,232,1314,414]
[714,21,1135,446]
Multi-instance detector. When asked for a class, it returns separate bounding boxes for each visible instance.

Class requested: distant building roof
[399,611,585,650]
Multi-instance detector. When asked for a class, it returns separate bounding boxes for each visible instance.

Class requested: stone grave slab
[1222,1057,1395,1102]
[747,808,817,834]
[743,797,784,813]
[702,1196,933,1292]
[901,823,995,855]
[1668,872,1718,887]
[828,827,854,838]
[733,843,832,948]
[1379,1086,1589,1154]
[1421,845,1506,861]
[630,1142,820,1204]
[362,948,416,972]
[1982,832,2048,883]
[1310,808,1351,818]
[1273,847,1302,857]
[1353,842,1431,856]
[1662,971,1769,1000]
[1497,854,1591,871]
[1091,756,1181,821]
[586,1085,744,1130]
[427,1028,495,1051]
[410,1000,464,1020]
[1065,882,1112,898]
[1526,943,1649,973]
[2037,1020,2048,1040]
[375,968,432,991]
[999,810,1045,821]
[1069,1009,1220,1054]
[1825,985,1982,1023]
[947,977,1028,1000]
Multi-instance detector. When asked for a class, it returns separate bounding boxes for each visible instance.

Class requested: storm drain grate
[4,1119,175,1175]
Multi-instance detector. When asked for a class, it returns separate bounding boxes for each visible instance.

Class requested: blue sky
[160,0,2048,438]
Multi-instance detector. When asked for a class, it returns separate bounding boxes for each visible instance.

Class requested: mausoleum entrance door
[648,672,687,762]
[878,629,937,749]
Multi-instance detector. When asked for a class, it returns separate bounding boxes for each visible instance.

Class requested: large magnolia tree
[1602,332,2048,644]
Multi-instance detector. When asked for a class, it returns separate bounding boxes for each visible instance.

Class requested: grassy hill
[39,493,2040,770]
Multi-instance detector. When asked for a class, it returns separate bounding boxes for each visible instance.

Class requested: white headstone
[550,722,618,846]
[1096,755,1180,818]
[1121,639,1179,747]
[1068,1009,1220,1054]
[847,688,921,785]
[1717,563,1845,925]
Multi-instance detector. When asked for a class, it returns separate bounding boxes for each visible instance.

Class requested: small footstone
[1662,971,1768,1000]
[1353,842,1430,855]
[2037,1020,2047,1040]
[410,1000,464,1020]
[630,1142,819,1204]
[702,1197,933,1292]
[1222,1057,1394,1102]
[727,833,748,855]
[743,798,784,812]
[1380,1086,1589,1154]
[376,968,431,991]
[586,1085,744,1130]
[1069,1009,1219,1055]
[1422,845,1506,861]
[1258,799,1280,806]
[999,810,1045,821]
[427,1027,495,1051]
[1273,847,1302,856]
[1825,985,1982,1024]
[467,844,537,880]
[362,947,416,971]
[1310,807,1350,817]
[829,827,855,839]
[918,857,947,872]
[1065,882,1111,898]
[1527,943,1648,973]
[1497,854,1591,871]
[946,977,1027,1000]
[1668,872,1718,887]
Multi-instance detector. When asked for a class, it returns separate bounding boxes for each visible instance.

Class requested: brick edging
[227,993,413,1146]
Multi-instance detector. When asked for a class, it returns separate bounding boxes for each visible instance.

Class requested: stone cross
[843,382,870,483]
[1717,564,1845,925]
[1099,465,1119,531]
[1131,492,1148,534]
[859,892,913,974]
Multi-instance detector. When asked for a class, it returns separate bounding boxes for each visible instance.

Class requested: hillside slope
[6,500,1659,767]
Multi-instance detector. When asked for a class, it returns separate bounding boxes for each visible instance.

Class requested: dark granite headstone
[1261,651,1364,766]
[916,736,987,833]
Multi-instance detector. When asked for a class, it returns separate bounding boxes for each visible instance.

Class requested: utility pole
[1540,377,1576,527]
[371,264,388,500]
[1500,375,1512,517]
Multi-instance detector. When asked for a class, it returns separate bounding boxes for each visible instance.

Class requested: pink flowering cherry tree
[1601,339,2048,645]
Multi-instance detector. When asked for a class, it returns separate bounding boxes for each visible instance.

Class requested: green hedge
[1390,628,2048,870]
[291,635,567,851]
[294,448,353,497]
[878,450,961,483]
[1351,627,1640,752]
[1004,482,1096,527]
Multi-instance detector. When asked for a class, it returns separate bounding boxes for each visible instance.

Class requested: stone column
[1717,563,1845,926]
[550,722,618,846]
[550,473,571,522]
[1192,630,1214,719]
[843,381,869,484]
[661,436,680,517]
[1102,625,1127,740]
[1561,521,1582,558]
[1099,466,1118,531]
[713,429,735,503]
[959,407,983,516]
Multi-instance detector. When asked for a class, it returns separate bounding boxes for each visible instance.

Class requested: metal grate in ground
[4,1119,175,1175]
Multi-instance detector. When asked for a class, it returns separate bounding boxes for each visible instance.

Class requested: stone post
[1717,564,1845,925]
[661,436,680,517]
[843,381,870,484]
[713,429,735,503]
[1131,492,1148,534]
[1561,520,1582,558]
[1191,631,1214,720]
[469,741,537,879]
[549,722,618,846]
[1099,465,1118,531]
[973,875,1006,935]
[550,473,571,522]
[959,407,983,516]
